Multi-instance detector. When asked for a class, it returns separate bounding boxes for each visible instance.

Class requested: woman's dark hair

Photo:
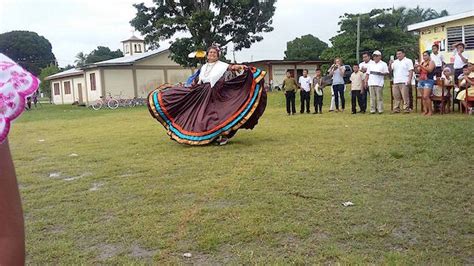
[207,46,220,57]
[423,50,431,56]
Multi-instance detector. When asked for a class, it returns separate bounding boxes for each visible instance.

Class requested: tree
[62,64,75,70]
[85,46,123,64]
[0,31,56,76]
[130,0,276,67]
[38,65,60,99]
[320,7,449,65]
[284,35,328,61]
[75,52,88,67]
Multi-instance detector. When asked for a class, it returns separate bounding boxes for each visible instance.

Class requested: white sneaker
[217,137,228,146]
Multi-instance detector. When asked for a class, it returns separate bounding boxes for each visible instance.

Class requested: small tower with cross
[122,33,146,57]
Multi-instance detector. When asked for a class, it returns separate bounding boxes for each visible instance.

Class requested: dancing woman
[148,45,267,145]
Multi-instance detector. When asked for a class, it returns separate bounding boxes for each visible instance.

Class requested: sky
[0,0,471,67]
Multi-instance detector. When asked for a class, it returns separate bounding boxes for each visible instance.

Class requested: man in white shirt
[430,44,444,78]
[453,42,469,85]
[365,50,389,114]
[359,51,373,113]
[298,69,312,114]
[389,49,414,113]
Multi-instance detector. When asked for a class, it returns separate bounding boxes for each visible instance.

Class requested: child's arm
[0,140,25,265]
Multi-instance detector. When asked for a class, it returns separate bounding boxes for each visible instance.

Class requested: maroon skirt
[147,67,267,145]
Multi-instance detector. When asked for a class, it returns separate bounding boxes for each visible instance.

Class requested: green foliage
[131,0,276,67]
[84,46,123,64]
[74,52,88,67]
[321,6,449,65]
[62,64,75,70]
[0,31,56,75]
[38,65,60,99]
[284,34,328,61]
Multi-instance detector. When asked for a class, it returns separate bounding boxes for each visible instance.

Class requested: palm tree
[74,52,88,67]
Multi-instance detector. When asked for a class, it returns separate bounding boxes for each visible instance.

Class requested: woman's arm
[228,64,248,72]
[418,61,436,73]
[0,140,25,265]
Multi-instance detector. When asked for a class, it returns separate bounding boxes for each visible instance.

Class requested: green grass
[10,87,474,264]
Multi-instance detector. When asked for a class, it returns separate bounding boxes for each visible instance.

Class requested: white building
[46,36,194,105]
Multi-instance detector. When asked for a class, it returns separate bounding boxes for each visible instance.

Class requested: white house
[46,35,194,105]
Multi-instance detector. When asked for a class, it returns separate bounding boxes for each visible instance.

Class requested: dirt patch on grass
[95,243,123,261]
[130,244,156,259]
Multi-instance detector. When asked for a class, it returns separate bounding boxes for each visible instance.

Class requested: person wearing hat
[365,50,389,114]
[453,42,469,85]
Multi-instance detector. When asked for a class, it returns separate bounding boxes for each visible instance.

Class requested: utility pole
[233,44,236,63]
[356,16,361,63]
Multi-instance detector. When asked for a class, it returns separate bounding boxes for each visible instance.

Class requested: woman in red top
[415,51,436,116]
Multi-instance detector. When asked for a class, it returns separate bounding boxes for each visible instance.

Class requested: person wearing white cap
[365,50,389,114]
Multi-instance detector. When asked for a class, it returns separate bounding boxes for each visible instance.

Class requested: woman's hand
[230,64,248,71]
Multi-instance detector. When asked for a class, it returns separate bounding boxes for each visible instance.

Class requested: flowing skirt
[147,68,267,145]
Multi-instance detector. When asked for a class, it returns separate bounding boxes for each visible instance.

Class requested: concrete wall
[84,69,102,103]
[72,76,86,104]
[168,69,193,85]
[51,81,62,104]
[136,69,165,98]
[103,69,135,99]
[50,75,85,104]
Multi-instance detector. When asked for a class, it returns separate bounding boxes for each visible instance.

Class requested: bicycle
[91,92,119,110]
[115,91,135,108]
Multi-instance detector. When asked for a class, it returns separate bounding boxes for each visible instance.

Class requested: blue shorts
[418,79,434,89]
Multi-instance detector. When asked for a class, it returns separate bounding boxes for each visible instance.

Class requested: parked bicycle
[91,92,119,110]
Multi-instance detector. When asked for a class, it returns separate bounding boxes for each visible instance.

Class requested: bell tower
[121,35,146,56]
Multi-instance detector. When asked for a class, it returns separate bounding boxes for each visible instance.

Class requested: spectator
[453,42,469,85]
[32,90,39,108]
[26,97,32,110]
[359,51,373,113]
[433,67,453,112]
[349,64,365,114]
[415,51,436,116]
[365,50,389,114]
[389,48,414,113]
[298,69,312,114]
[282,70,298,115]
[312,69,324,114]
[456,64,474,111]
[329,58,346,112]
[431,44,444,78]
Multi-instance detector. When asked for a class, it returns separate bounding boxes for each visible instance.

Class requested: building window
[447,26,463,48]
[125,44,129,53]
[447,24,474,50]
[64,81,71,95]
[465,24,474,50]
[134,44,138,53]
[90,73,96,91]
[53,83,60,95]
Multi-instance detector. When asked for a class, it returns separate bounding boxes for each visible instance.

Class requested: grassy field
[9,88,474,264]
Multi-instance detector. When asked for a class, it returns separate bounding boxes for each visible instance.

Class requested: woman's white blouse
[198,61,229,87]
